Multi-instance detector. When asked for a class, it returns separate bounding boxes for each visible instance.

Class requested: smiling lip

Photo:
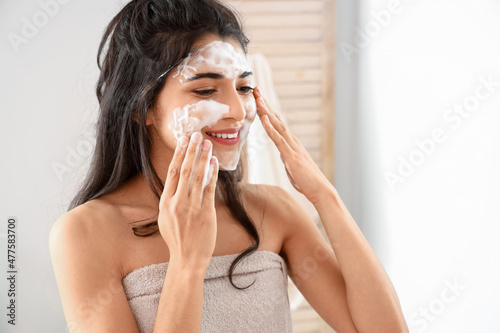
[206,127,242,134]
[205,127,242,145]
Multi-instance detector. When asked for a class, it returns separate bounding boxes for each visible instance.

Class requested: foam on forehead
[172,40,252,83]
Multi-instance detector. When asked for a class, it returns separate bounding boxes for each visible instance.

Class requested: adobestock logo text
[7,0,72,54]
[385,74,499,191]
[410,278,467,332]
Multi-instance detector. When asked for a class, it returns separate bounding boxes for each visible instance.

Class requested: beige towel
[122,250,293,332]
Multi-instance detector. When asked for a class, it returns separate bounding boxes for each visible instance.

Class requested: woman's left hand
[253,87,332,204]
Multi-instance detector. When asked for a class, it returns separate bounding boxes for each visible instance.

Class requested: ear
[133,109,154,126]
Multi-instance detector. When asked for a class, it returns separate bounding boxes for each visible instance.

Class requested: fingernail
[192,132,202,143]
[178,136,188,147]
[202,139,211,151]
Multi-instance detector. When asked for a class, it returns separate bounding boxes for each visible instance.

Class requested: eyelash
[194,86,255,97]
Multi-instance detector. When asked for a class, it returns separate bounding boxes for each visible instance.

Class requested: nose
[221,88,246,121]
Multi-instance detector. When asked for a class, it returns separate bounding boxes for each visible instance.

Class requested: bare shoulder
[49,199,128,277]
[239,183,312,254]
[49,200,139,331]
[50,199,118,240]
[240,183,307,223]
[240,183,292,203]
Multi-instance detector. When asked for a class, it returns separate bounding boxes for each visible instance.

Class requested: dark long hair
[68,0,259,290]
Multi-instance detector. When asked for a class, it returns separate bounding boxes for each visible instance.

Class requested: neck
[131,170,226,208]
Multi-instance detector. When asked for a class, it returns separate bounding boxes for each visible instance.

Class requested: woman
[49,0,408,332]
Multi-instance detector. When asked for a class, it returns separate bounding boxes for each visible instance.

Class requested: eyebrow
[187,71,253,81]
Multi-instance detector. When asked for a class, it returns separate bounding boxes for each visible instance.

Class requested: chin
[216,161,239,172]
[217,164,237,172]
[212,149,241,172]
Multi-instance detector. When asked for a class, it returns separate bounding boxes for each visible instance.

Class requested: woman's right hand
[158,132,219,272]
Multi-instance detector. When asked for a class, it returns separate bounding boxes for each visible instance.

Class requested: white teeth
[207,132,238,139]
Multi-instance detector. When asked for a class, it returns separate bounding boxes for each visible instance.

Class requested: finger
[256,107,263,118]
[260,114,294,158]
[256,96,285,131]
[189,139,213,205]
[255,95,295,147]
[202,156,219,208]
[177,132,203,197]
[163,135,189,198]
[254,87,298,155]
[254,87,284,122]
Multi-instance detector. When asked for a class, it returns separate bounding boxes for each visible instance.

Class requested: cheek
[244,97,257,120]
[168,101,230,139]
[168,106,197,140]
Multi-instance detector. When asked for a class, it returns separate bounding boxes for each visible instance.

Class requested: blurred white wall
[336,0,500,332]
[1,0,130,332]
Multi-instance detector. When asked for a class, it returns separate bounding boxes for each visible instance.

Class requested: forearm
[153,261,207,332]
[314,184,408,332]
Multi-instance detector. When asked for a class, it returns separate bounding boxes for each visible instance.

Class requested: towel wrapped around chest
[121,250,294,333]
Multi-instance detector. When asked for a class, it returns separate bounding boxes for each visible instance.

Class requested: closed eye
[194,87,254,97]
[238,86,255,94]
[194,89,216,96]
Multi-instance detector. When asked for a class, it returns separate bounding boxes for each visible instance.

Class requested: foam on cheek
[173,41,251,83]
[212,98,256,171]
[168,100,230,139]
[169,40,255,171]
[213,117,254,171]
[167,99,256,172]
[244,98,257,118]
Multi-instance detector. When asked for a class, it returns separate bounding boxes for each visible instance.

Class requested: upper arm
[271,186,359,333]
[49,211,139,333]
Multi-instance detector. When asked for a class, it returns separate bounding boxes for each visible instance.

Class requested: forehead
[191,35,244,55]
[172,38,251,82]
[188,40,248,68]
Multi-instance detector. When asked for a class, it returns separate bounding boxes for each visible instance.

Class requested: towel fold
[122,250,294,333]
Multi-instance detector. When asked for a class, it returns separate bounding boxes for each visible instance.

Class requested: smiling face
[148,34,256,171]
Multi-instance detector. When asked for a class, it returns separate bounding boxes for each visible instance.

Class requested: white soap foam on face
[168,100,226,190]
[168,99,256,171]
[172,40,252,83]
[168,39,256,171]
[244,97,257,119]
[209,92,256,170]
[168,100,230,139]
[167,99,248,172]
[212,105,255,171]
